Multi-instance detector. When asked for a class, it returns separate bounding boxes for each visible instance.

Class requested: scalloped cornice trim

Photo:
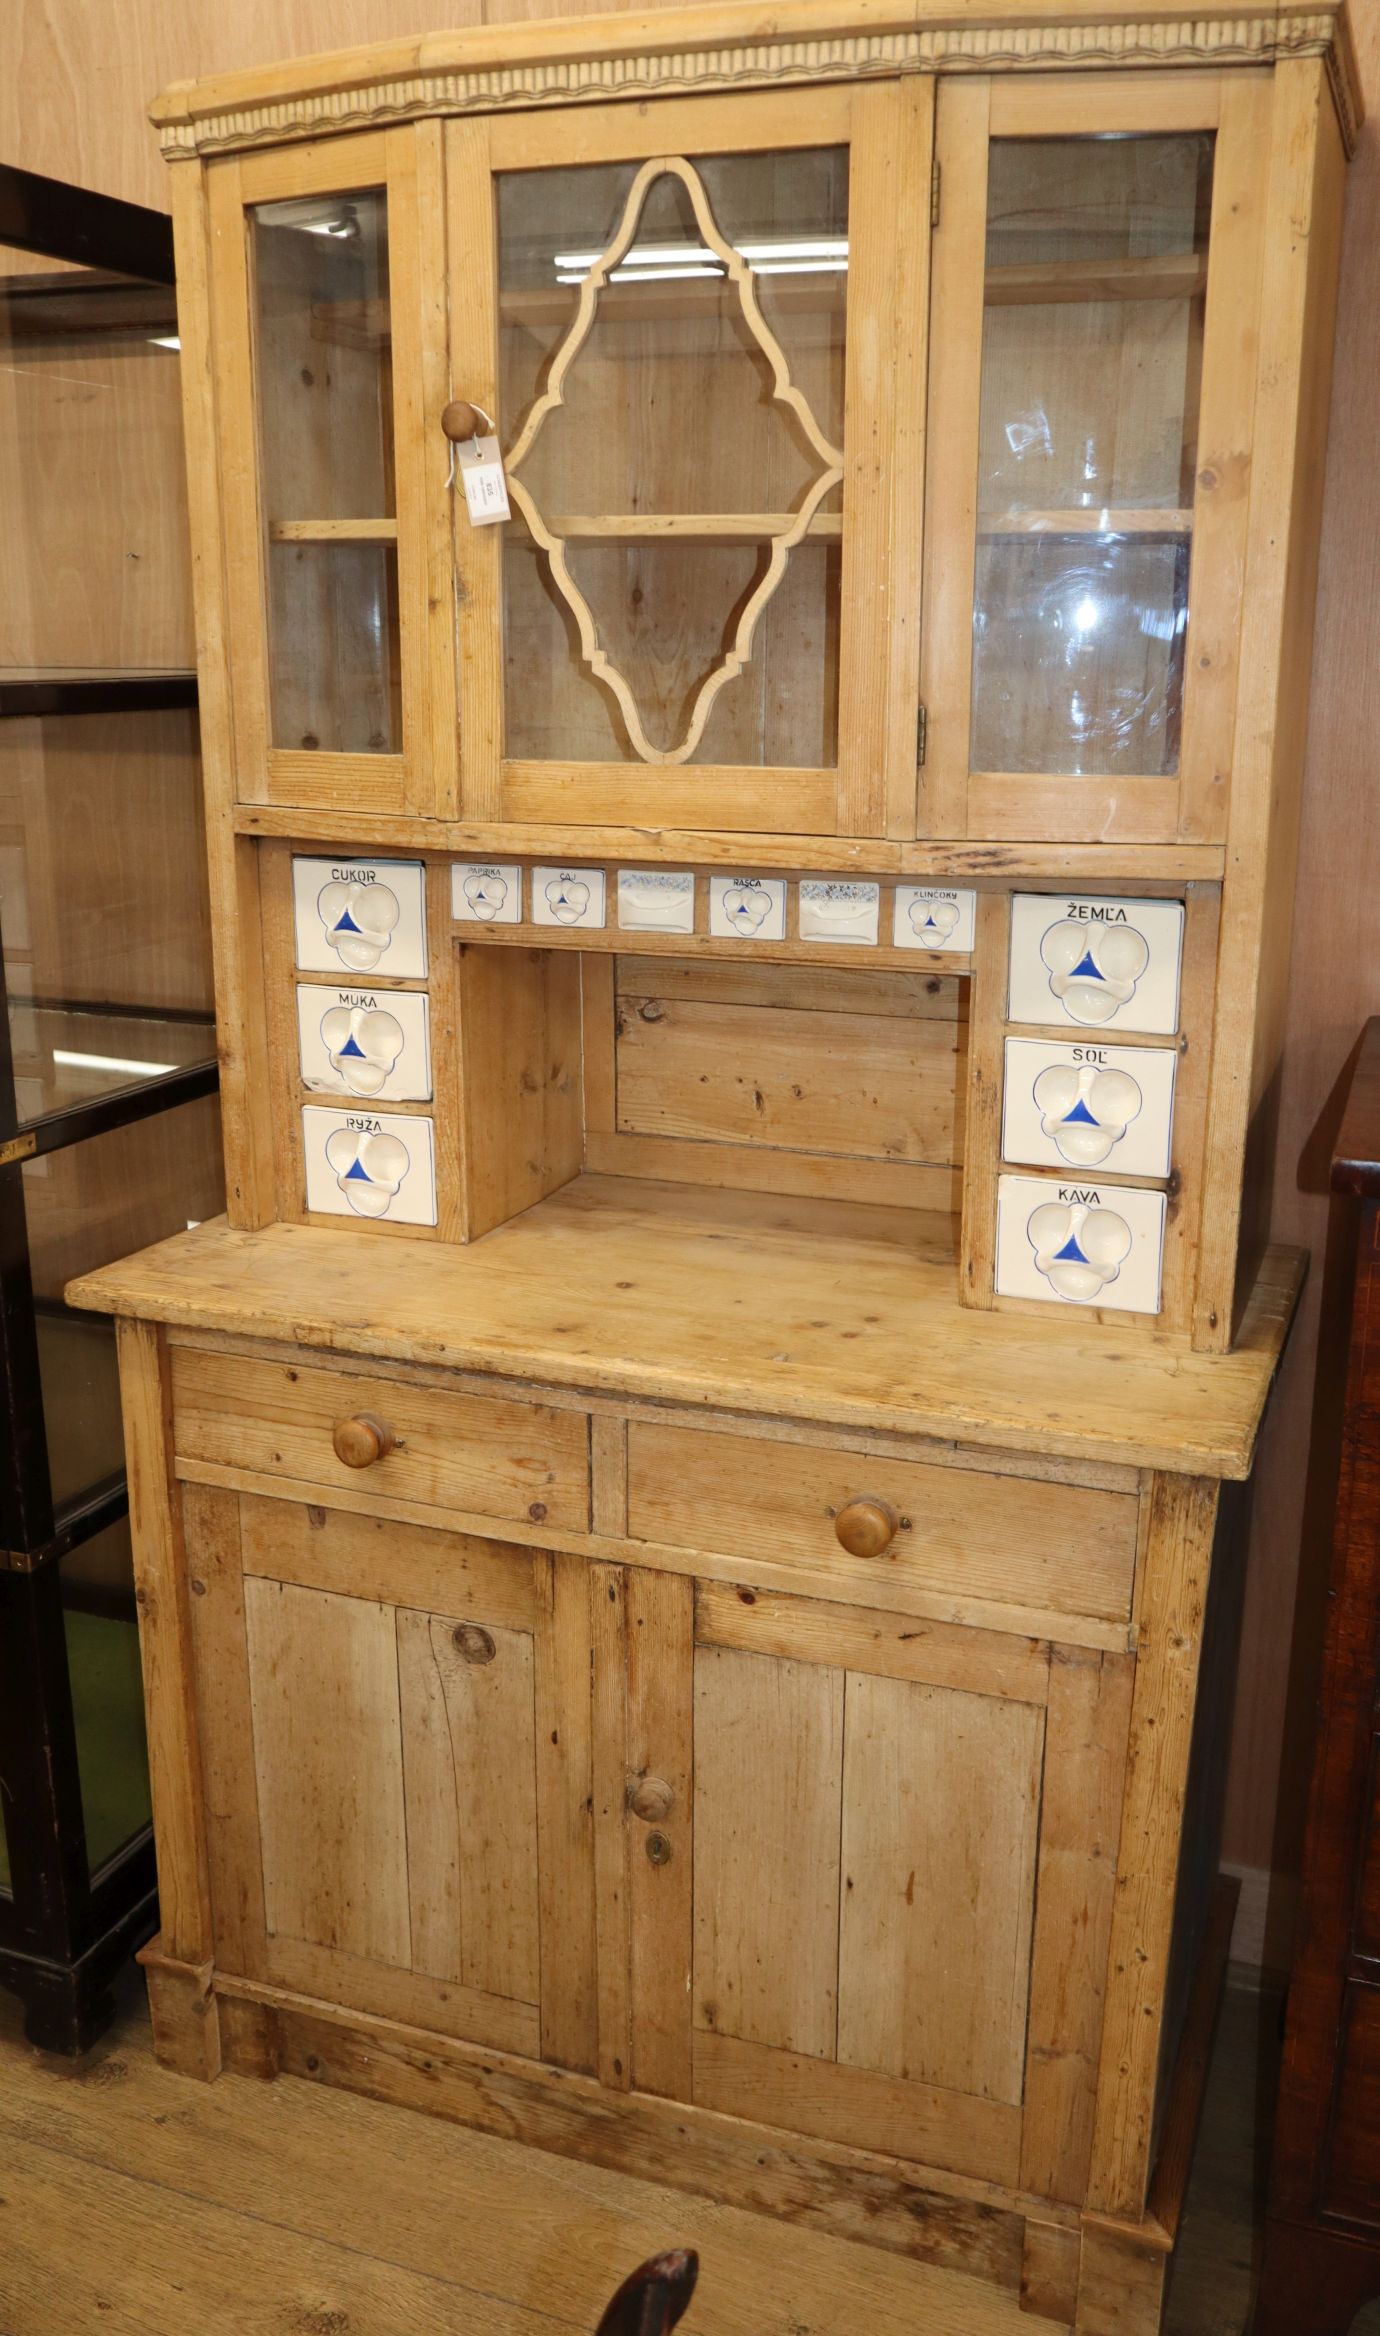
[157,11,1360,162]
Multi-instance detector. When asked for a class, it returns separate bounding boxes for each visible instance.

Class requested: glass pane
[267,540,400,753]
[0,706,216,1128]
[498,147,848,767]
[971,135,1213,779]
[0,247,193,676]
[251,190,399,754]
[23,1089,224,1307]
[38,1307,124,1510]
[251,191,394,522]
[63,1524,153,1878]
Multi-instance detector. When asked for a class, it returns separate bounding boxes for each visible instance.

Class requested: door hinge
[930,157,942,230]
[917,702,928,766]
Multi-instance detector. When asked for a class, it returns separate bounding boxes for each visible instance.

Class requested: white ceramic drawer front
[798,880,880,946]
[1008,894,1183,1034]
[995,1172,1166,1314]
[452,861,522,924]
[618,869,695,934]
[293,856,428,978]
[1002,1037,1176,1177]
[302,1106,438,1227]
[893,886,976,952]
[296,984,432,1103]
[709,875,787,940]
[532,866,606,929]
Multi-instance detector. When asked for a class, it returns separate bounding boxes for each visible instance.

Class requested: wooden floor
[0,1971,1367,2336]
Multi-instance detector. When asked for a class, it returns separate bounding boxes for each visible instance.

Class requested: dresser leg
[1074,2224,1168,2336]
[1252,2216,1380,2335]
[138,1938,223,2080]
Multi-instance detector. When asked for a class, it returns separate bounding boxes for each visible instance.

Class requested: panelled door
[185,1485,597,2071]
[206,126,455,819]
[921,69,1269,845]
[445,84,933,840]
[604,1565,1132,2197]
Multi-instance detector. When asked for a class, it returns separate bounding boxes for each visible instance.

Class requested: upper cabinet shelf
[197,48,1337,849]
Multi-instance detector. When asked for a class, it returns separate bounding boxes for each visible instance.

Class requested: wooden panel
[398,1608,540,2006]
[695,1578,1050,1706]
[617,957,964,1020]
[836,1673,1043,2107]
[264,1931,541,2059]
[625,1565,694,2099]
[182,1483,267,1980]
[243,1574,409,1967]
[1020,1646,1135,2202]
[692,1643,843,2060]
[590,1560,632,2090]
[170,1345,590,1529]
[237,1495,540,1629]
[628,1421,1139,1622]
[533,1551,598,2072]
[614,994,963,1165]
[692,2028,1022,2187]
[456,943,585,1238]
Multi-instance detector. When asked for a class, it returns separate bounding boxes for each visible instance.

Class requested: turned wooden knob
[332,1412,396,1469]
[441,398,486,443]
[834,1496,899,1560]
[628,1774,675,1824]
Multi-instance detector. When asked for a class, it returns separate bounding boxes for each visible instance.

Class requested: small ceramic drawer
[302,1106,437,1227]
[452,861,522,924]
[995,1172,1166,1315]
[169,1346,590,1531]
[293,856,428,978]
[625,1421,1138,1623]
[1002,1037,1176,1177]
[709,875,787,940]
[532,866,606,929]
[297,984,432,1103]
[893,886,976,952]
[618,869,695,934]
[1008,894,1183,1034]
[798,880,879,946]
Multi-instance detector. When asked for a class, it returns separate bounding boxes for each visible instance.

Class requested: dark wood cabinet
[1257,1018,1380,2332]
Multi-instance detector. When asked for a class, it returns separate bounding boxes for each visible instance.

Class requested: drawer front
[627,1422,1136,1622]
[171,1347,589,1532]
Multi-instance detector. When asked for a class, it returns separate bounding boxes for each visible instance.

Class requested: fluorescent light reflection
[553,236,849,283]
[52,1048,178,1078]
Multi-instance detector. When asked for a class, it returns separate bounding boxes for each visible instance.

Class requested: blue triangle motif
[334,907,362,934]
[344,1157,372,1181]
[1063,1097,1098,1125]
[339,1034,365,1058]
[1071,949,1102,981]
[1055,1233,1087,1263]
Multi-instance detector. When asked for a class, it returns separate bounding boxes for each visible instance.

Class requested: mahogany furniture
[1256,1019,1380,2336]
[66,6,1359,2329]
[0,163,221,2052]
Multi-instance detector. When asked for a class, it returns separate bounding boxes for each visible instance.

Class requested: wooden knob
[441,399,486,443]
[331,1412,395,1469]
[834,1497,899,1560]
[628,1774,675,1824]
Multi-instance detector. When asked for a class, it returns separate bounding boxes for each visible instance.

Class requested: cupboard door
[921,71,1268,844]
[447,84,931,839]
[613,1570,1130,2195]
[208,128,453,817]
[186,1488,596,2069]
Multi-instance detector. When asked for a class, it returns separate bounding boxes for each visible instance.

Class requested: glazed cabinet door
[446,84,931,839]
[206,128,453,818]
[606,1567,1131,2198]
[185,1487,597,2070]
[921,70,1269,845]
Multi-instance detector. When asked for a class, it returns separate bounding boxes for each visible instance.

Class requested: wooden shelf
[544,511,844,542]
[985,253,1208,308]
[70,1181,1303,1480]
[267,518,398,543]
[978,508,1193,538]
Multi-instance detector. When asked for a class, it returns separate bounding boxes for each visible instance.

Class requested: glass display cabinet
[0,165,222,2051]
[67,8,1358,2330]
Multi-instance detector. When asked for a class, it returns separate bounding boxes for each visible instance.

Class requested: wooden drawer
[170,1347,590,1532]
[626,1422,1138,1622]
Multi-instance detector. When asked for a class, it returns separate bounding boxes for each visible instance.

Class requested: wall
[4,0,1377,1945]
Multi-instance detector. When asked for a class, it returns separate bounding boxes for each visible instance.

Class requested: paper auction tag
[458,434,511,524]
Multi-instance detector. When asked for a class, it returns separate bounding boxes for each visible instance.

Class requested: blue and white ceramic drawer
[302,1106,437,1228]
[995,1173,1166,1315]
[1008,895,1183,1035]
[292,856,428,978]
[1002,1037,1176,1178]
